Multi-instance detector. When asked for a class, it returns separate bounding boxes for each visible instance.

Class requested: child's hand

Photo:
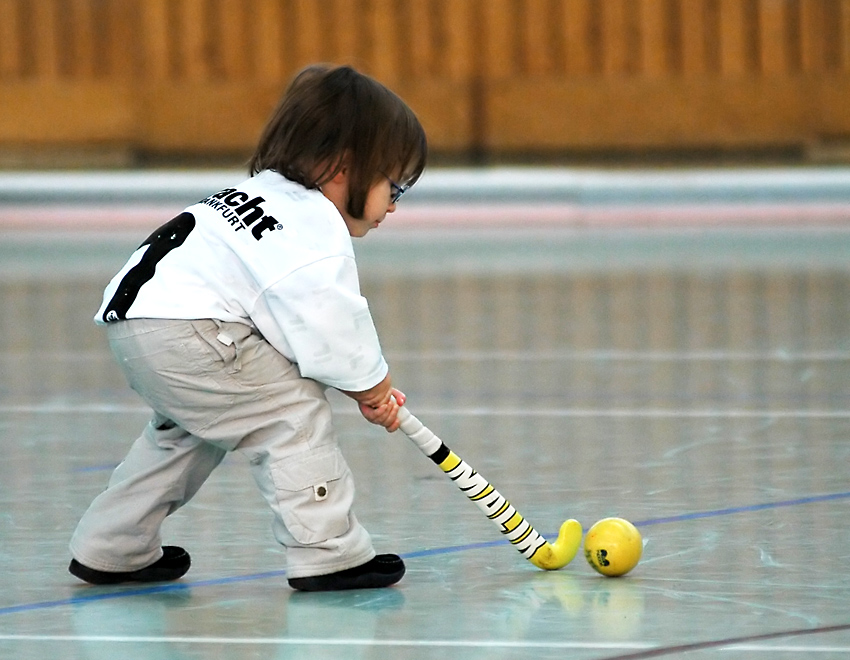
[359,389,406,432]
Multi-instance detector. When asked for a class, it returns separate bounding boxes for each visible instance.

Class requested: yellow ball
[584,518,643,577]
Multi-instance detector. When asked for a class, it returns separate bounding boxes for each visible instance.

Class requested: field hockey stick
[396,406,582,570]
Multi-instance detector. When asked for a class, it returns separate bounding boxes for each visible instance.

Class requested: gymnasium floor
[1,169,850,659]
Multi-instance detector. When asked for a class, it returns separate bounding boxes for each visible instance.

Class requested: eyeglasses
[386,176,409,204]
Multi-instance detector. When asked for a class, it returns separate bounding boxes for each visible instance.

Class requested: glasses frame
[386,175,409,204]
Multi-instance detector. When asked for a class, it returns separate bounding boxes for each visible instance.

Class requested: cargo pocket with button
[269,446,354,545]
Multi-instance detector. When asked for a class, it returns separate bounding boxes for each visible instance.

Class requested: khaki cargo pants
[69,318,375,580]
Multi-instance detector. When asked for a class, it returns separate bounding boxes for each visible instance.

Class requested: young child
[68,63,427,592]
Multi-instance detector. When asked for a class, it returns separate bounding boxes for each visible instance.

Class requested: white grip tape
[396,407,443,457]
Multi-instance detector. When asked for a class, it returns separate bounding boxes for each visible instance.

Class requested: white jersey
[95,170,388,392]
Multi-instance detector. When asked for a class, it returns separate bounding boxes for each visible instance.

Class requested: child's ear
[328,165,348,182]
[329,151,352,181]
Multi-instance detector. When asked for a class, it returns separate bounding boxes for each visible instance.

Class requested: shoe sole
[69,547,191,585]
[289,555,405,592]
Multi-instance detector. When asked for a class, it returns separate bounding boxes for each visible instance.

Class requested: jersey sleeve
[250,255,389,392]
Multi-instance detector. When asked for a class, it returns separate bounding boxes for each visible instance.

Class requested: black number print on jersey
[101,212,196,323]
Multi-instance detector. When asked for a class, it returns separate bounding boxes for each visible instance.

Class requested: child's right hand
[358,388,406,432]
[340,375,406,432]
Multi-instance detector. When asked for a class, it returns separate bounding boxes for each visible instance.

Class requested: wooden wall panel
[758,0,790,75]
[482,0,516,78]
[679,0,712,75]
[1,0,849,158]
[717,0,752,76]
[639,0,673,78]
[253,0,286,82]
[524,0,557,75]
[328,0,359,68]
[397,80,476,149]
[843,0,850,70]
[291,0,325,71]
[600,0,636,76]
[444,0,477,80]
[0,83,134,143]
[137,83,277,150]
[407,0,439,77]
[485,77,822,149]
[563,0,596,75]
[0,0,22,79]
[140,0,171,81]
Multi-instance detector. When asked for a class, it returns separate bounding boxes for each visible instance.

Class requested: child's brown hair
[249,64,427,219]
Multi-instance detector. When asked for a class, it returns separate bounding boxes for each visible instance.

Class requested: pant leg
[194,320,375,578]
[71,318,375,578]
[69,413,226,572]
[235,390,375,579]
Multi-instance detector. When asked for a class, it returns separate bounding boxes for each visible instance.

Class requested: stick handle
[397,405,442,456]
[396,406,582,570]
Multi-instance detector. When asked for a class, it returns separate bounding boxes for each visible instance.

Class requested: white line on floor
[2,404,850,419]
[384,349,850,362]
[3,349,850,362]
[0,634,651,649]
[0,635,848,652]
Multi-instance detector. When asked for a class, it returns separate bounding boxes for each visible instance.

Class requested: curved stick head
[528,519,583,570]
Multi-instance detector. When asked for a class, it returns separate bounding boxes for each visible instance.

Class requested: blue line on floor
[634,490,850,527]
[3,489,849,617]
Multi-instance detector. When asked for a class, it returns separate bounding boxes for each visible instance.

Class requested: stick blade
[528,519,583,570]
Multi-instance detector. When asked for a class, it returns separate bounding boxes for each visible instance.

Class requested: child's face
[324,173,398,238]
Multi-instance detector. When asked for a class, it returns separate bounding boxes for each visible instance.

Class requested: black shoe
[288,554,405,592]
[69,546,191,585]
